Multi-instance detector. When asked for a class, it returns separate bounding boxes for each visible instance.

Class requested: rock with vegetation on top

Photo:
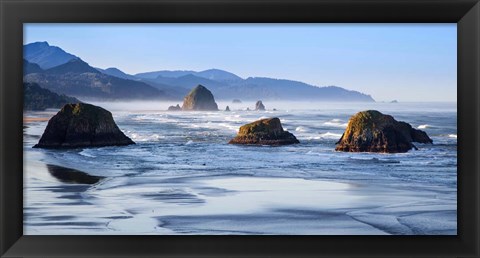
[168,104,181,111]
[225,106,231,112]
[255,100,266,111]
[335,110,432,153]
[34,103,134,148]
[181,85,218,111]
[229,117,299,146]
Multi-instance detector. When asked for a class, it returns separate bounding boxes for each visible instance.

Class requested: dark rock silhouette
[34,103,135,148]
[181,85,218,111]
[168,104,181,111]
[335,110,432,153]
[255,100,266,111]
[225,106,231,111]
[229,117,299,146]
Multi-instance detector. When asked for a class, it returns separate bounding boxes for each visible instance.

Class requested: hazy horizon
[24,23,457,102]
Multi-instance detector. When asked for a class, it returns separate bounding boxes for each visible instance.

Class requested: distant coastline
[23,42,375,102]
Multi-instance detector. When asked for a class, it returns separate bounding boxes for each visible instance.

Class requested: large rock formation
[255,100,266,111]
[182,85,218,111]
[335,110,432,153]
[229,117,299,146]
[34,103,135,148]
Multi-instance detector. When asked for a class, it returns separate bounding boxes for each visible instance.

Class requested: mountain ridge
[23,42,375,102]
[24,42,78,69]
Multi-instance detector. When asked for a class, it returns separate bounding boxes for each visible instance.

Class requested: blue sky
[24,23,457,102]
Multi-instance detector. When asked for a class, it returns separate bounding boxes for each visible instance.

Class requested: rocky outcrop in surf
[34,103,134,148]
[255,100,266,111]
[229,117,299,146]
[182,85,218,111]
[335,110,432,153]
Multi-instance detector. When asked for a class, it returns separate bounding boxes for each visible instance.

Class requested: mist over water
[87,100,457,113]
[23,101,457,235]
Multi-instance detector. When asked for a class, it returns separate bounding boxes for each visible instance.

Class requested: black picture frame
[1,0,479,257]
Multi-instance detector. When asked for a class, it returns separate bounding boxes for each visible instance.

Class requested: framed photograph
[1,0,479,257]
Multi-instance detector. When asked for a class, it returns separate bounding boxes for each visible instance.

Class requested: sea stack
[255,100,266,111]
[34,103,135,148]
[168,104,181,111]
[229,117,299,146]
[182,85,218,111]
[335,110,432,153]
[225,106,231,111]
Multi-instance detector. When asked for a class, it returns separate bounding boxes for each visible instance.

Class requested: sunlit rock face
[229,117,299,146]
[181,85,218,111]
[335,110,432,153]
[34,103,134,148]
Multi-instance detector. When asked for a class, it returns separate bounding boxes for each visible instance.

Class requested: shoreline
[23,160,456,235]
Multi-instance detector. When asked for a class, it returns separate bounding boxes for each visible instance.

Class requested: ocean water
[23,101,457,235]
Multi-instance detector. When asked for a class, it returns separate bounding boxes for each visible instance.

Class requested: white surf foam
[128,133,164,142]
[295,126,308,132]
[323,119,348,128]
[79,150,97,158]
[319,132,343,139]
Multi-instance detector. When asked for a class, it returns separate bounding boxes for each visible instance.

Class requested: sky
[24,23,457,102]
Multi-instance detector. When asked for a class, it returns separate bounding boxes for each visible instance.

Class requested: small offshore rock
[255,100,266,111]
[168,104,181,111]
[229,117,299,146]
